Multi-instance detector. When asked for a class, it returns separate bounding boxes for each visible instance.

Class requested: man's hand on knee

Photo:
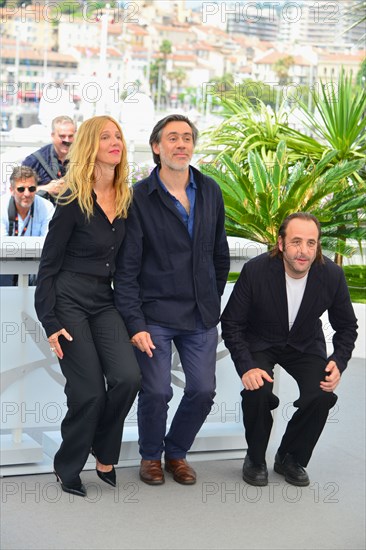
[242,369,273,391]
[320,361,340,392]
[131,331,156,357]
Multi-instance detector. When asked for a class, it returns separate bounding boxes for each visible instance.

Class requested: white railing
[0,237,247,475]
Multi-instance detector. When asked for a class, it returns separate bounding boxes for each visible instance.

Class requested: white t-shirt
[285,272,308,330]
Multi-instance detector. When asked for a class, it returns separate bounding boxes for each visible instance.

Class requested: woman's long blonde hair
[59,115,132,219]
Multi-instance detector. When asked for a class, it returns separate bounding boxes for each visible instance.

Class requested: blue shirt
[156,167,196,238]
[114,165,230,334]
[0,193,55,237]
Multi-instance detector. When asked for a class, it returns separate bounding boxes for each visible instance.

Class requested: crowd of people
[0,114,358,497]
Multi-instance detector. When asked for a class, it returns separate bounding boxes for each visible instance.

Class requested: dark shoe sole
[54,471,87,497]
[242,472,268,486]
[139,473,165,485]
[165,466,196,485]
[60,483,87,497]
[274,463,310,486]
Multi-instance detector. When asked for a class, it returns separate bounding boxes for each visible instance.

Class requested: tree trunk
[334,252,343,266]
[334,230,346,266]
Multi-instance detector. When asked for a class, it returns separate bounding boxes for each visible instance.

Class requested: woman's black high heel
[90,449,116,487]
[96,467,116,487]
[54,471,87,497]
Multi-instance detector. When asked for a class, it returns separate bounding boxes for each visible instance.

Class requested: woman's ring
[50,347,55,351]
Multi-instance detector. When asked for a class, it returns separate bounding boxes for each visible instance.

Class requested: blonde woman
[35,116,141,497]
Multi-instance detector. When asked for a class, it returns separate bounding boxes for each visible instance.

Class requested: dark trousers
[53,271,141,484]
[242,346,338,467]
[136,321,218,460]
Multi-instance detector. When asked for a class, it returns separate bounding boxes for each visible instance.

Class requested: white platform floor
[1,356,364,550]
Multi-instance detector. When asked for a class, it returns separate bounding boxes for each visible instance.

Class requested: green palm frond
[200,77,366,263]
[203,139,365,253]
[297,71,366,159]
[341,0,366,44]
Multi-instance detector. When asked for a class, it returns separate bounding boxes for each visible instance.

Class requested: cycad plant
[201,140,365,256]
[199,71,366,265]
[201,70,366,169]
[200,97,325,165]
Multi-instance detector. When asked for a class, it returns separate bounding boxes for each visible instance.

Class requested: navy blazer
[114,166,230,336]
[221,252,358,378]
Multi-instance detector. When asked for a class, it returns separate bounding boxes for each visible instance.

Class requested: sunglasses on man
[16,186,37,193]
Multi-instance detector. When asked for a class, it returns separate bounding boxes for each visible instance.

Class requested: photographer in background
[22,116,76,203]
[0,165,54,285]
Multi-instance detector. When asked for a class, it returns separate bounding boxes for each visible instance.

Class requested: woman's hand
[48,329,73,360]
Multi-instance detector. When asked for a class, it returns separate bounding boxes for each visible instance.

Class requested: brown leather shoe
[139,459,165,485]
[165,458,196,485]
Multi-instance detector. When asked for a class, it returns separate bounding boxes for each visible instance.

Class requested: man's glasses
[16,186,37,193]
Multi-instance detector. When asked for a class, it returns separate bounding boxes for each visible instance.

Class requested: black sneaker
[274,452,310,486]
[242,454,268,486]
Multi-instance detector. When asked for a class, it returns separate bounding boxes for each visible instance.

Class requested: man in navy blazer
[114,114,230,486]
[221,212,358,487]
